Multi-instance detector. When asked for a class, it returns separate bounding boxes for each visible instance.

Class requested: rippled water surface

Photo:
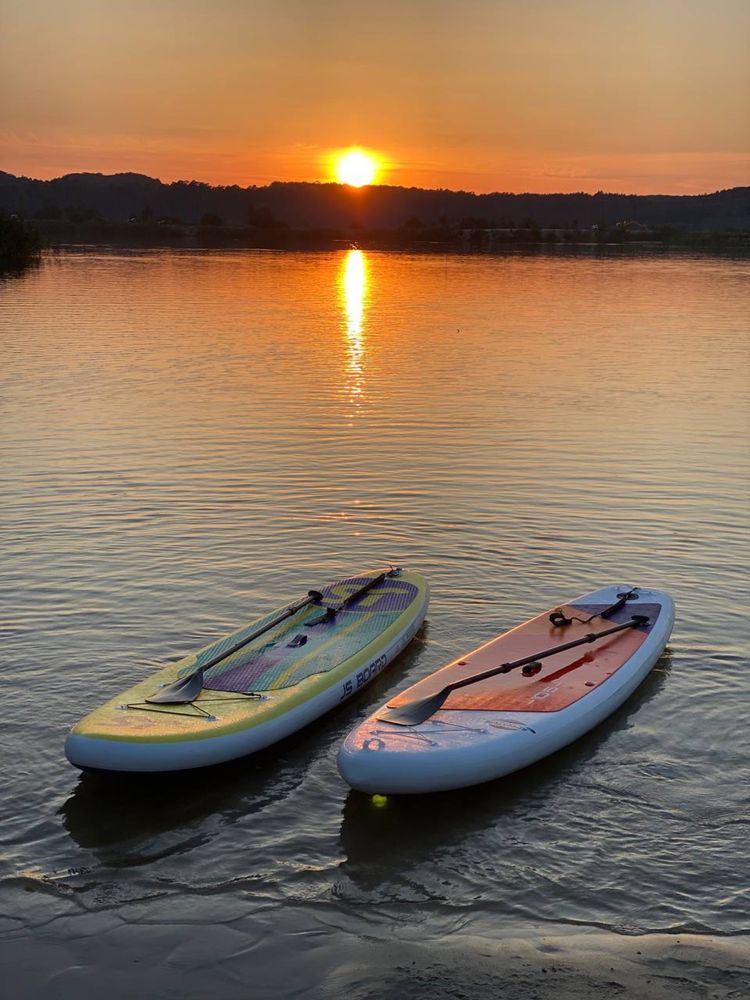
[1,247,748,998]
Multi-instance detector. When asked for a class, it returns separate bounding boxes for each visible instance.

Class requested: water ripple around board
[1,248,748,995]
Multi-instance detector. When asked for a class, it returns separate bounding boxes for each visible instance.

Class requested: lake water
[1,246,748,998]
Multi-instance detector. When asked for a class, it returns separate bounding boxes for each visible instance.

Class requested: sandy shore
[323,930,750,1000]
[2,901,748,1000]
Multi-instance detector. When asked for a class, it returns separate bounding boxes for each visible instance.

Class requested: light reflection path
[339,248,368,401]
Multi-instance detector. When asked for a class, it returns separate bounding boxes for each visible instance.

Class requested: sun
[335,148,378,187]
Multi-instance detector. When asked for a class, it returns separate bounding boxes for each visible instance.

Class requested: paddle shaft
[188,573,387,674]
[442,617,645,697]
[146,571,393,705]
[196,593,319,674]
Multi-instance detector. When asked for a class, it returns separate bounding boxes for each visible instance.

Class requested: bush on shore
[0,213,43,270]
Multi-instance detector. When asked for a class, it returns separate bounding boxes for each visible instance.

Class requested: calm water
[1,247,748,998]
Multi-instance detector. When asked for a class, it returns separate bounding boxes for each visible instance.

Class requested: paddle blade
[377,689,449,726]
[145,667,205,705]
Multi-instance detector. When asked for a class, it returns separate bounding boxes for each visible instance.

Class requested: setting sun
[335,148,378,187]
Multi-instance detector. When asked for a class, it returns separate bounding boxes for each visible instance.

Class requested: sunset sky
[1,0,748,194]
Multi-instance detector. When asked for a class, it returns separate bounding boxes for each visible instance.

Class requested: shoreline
[31,218,750,253]
[1,899,747,1000]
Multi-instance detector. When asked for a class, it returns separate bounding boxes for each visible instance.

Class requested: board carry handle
[378,614,650,726]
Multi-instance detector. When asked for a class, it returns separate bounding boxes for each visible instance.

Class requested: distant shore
[3,171,749,243]
[32,217,750,252]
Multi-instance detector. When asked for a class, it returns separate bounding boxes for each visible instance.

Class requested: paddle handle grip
[307,571,389,624]
[338,571,387,610]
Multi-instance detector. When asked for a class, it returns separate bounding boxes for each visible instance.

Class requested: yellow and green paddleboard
[65,568,429,772]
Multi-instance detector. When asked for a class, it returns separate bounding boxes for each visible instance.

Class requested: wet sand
[2,912,747,999]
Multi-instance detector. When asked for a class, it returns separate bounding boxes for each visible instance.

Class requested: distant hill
[0,170,748,231]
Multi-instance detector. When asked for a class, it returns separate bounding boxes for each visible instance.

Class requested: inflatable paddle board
[66,568,429,772]
[338,585,674,794]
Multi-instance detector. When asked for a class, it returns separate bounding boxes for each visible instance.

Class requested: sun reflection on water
[340,248,367,401]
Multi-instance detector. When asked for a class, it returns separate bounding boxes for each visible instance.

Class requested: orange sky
[1,0,748,194]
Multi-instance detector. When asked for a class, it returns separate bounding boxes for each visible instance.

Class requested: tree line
[1,170,747,232]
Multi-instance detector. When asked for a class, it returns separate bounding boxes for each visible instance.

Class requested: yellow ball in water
[371,794,388,808]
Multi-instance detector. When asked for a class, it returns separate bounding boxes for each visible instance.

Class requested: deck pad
[389,601,662,713]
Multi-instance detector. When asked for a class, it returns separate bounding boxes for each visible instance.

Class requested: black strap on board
[549,588,640,628]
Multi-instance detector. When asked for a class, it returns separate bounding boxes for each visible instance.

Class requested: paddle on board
[146,573,388,705]
[377,615,649,726]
